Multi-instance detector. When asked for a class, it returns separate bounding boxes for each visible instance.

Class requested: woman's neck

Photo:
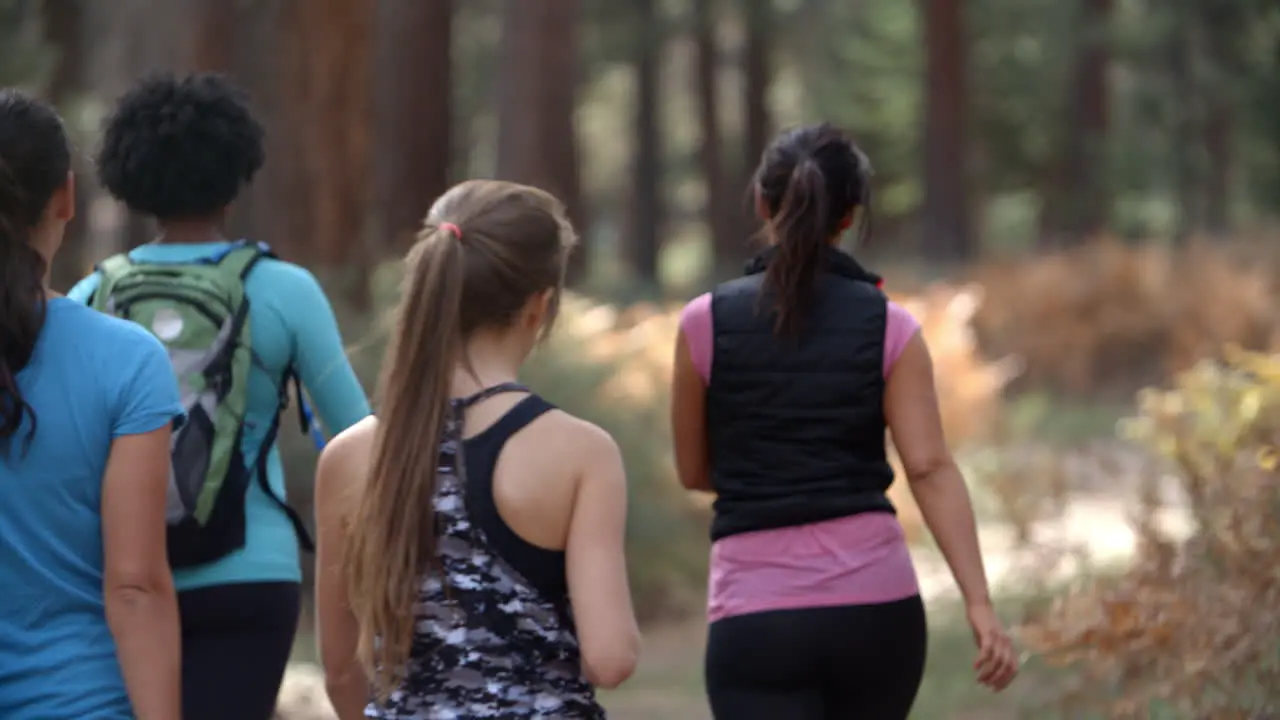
[451,360,522,398]
[452,333,528,397]
[155,219,225,245]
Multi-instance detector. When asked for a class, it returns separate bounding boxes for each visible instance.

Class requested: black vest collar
[743,245,883,288]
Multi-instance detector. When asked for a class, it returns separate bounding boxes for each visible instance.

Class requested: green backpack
[89,241,315,569]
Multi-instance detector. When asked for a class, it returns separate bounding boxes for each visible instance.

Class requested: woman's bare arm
[884,333,992,608]
[102,426,181,720]
[315,421,375,719]
[670,330,713,492]
[565,424,641,688]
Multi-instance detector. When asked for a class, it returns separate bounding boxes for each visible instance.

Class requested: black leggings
[705,596,928,720]
[179,581,302,720]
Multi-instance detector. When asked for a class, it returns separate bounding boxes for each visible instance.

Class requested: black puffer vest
[706,245,896,541]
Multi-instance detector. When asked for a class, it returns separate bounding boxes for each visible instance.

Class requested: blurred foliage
[521,294,709,620]
[971,240,1280,396]
[1020,348,1280,718]
[0,0,51,88]
[884,281,1021,542]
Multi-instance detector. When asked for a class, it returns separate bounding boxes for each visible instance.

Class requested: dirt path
[915,492,1192,602]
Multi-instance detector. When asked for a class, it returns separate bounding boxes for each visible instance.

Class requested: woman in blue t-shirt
[68,73,371,720]
[0,91,185,718]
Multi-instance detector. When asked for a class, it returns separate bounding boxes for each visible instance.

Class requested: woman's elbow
[322,661,367,707]
[324,676,360,705]
[903,452,959,488]
[104,564,174,601]
[582,634,641,689]
[583,655,638,690]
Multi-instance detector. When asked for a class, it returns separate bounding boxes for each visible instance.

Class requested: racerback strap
[455,382,530,410]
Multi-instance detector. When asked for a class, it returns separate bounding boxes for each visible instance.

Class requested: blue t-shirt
[0,298,184,718]
[68,241,372,591]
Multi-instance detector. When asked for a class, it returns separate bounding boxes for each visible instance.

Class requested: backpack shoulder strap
[255,408,316,554]
[97,253,134,279]
[89,253,135,309]
[213,241,275,283]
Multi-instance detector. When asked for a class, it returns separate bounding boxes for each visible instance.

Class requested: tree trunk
[496,0,587,285]
[1040,0,1112,249]
[626,0,662,285]
[267,0,376,305]
[1198,0,1244,239]
[1167,0,1199,246]
[739,0,771,249]
[374,0,453,255]
[919,0,973,262]
[543,0,585,283]
[1202,98,1232,238]
[81,0,186,261]
[42,0,89,289]
[190,0,235,72]
[693,0,736,279]
[496,0,541,185]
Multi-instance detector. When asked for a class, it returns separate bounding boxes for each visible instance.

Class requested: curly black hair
[96,72,265,219]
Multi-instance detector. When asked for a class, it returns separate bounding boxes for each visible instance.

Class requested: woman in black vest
[670,123,1018,719]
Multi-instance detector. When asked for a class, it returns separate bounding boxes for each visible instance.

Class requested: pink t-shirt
[679,292,923,622]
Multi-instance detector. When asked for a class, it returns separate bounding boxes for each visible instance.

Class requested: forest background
[5,0,1280,716]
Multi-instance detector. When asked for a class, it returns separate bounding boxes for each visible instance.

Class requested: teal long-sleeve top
[67,240,372,592]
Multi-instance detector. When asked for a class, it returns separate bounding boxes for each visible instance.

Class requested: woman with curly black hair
[68,73,371,720]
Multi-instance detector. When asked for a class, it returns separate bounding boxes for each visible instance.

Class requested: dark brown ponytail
[754,123,872,336]
[764,158,832,335]
[0,91,70,457]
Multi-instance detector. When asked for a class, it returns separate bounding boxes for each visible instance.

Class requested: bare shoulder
[316,415,380,502]
[537,410,624,479]
[540,410,619,453]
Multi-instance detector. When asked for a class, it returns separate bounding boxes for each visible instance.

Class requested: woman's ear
[754,187,770,221]
[838,206,858,232]
[48,170,75,223]
[524,288,555,331]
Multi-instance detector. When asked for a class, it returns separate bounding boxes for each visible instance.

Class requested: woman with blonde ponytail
[315,180,640,719]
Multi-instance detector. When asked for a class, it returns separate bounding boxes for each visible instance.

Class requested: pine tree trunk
[268,0,376,305]
[1041,0,1112,249]
[626,0,662,285]
[42,0,89,289]
[190,0,234,72]
[496,0,587,285]
[739,0,771,251]
[374,0,453,254]
[693,0,736,279]
[919,0,973,262]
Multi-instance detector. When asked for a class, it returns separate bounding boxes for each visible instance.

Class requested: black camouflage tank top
[365,383,606,720]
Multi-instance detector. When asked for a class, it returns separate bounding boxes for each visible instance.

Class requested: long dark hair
[754,123,872,335]
[0,90,71,456]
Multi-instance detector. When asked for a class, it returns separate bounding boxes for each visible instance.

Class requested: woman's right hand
[966,601,1019,691]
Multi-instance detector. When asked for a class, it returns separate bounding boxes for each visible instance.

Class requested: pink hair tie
[439,222,462,240]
